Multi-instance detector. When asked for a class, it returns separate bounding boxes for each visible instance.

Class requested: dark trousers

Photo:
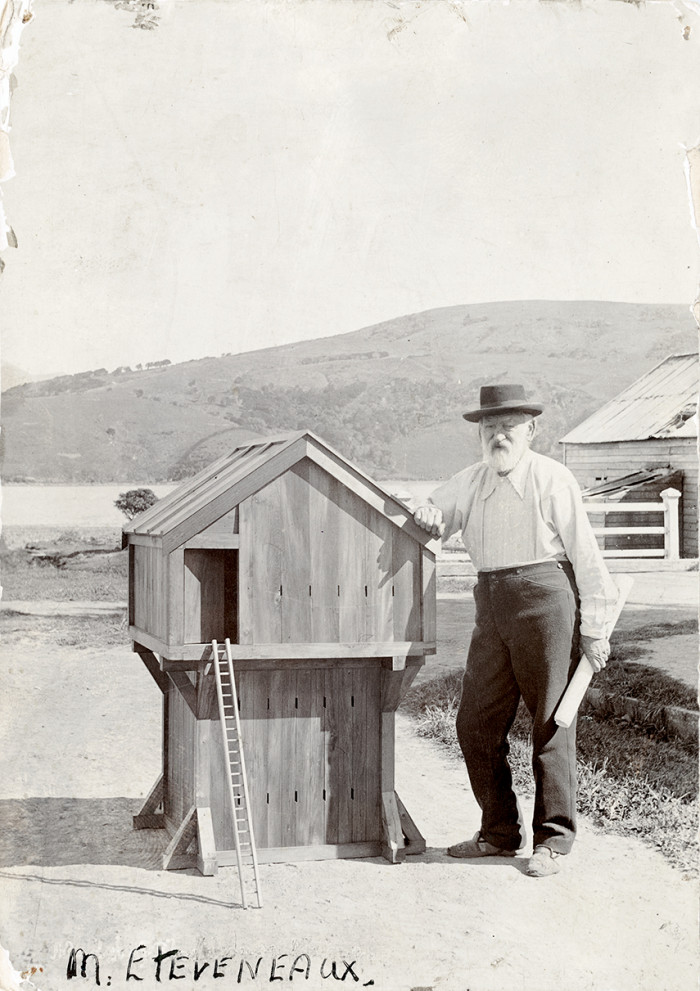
[455,561,580,854]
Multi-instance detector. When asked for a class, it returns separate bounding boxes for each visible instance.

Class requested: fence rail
[583,486,681,559]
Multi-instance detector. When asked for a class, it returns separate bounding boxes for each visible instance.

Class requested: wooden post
[162,806,197,870]
[379,658,426,862]
[195,671,218,876]
[661,487,682,560]
[133,773,165,830]
[380,711,404,864]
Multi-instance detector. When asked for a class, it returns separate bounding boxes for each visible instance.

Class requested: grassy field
[1,529,127,601]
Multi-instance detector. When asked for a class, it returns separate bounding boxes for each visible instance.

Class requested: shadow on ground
[0,798,168,870]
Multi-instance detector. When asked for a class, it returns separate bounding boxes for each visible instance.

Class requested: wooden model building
[123,431,438,876]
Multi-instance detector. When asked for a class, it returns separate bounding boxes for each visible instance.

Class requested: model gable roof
[123,430,437,554]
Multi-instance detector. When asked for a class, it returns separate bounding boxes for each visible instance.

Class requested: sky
[1,0,700,385]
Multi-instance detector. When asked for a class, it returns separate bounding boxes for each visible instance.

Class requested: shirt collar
[480,447,534,500]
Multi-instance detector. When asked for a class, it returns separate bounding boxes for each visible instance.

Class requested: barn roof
[122,430,437,554]
[560,352,699,445]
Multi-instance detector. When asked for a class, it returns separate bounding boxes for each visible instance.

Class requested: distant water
[1,480,438,528]
[1,484,178,528]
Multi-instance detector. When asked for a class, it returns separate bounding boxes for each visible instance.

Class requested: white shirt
[429,448,618,638]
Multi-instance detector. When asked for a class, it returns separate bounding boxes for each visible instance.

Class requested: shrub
[115,488,158,520]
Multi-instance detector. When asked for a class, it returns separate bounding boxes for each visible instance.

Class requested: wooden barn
[122,431,438,881]
[560,352,698,558]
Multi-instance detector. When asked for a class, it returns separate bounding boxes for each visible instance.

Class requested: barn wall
[237,459,422,645]
[130,543,168,640]
[562,439,698,557]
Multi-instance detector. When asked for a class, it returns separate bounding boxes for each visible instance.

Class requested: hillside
[1,301,696,483]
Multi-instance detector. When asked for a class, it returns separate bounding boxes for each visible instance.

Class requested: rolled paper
[554,574,635,729]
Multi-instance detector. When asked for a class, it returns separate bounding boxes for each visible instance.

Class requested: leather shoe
[447,831,518,859]
[526,845,563,877]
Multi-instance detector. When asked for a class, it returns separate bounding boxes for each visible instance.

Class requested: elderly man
[414,384,618,877]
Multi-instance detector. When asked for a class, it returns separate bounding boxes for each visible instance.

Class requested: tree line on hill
[168,377,591,479]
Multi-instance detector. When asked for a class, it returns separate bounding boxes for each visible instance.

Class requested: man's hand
[413,505,445,538]
[580,635,610,673]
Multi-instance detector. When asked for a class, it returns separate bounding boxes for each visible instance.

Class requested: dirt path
[0,643,697,991]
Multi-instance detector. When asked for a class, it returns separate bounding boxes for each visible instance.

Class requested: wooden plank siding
[295,669,326,846]
[281,462,313,642]
[308,466,341,643]
[237,458,426,648]
[392,526,422,642]
[420,549,437,646]
[208,693,237,852]
[325,666,353,845]
[364,509,394,644]
[352,665,382,843]
[238,484,282,645]
[563,438,697,557]
[131,544,168,641]
[167,547,185,646]
[336,480,367,644]
[206,662,383,851]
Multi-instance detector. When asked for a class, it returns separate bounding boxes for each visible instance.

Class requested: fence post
[661,487,682,560]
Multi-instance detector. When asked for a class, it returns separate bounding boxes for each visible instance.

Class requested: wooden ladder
[212,638,263,909]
